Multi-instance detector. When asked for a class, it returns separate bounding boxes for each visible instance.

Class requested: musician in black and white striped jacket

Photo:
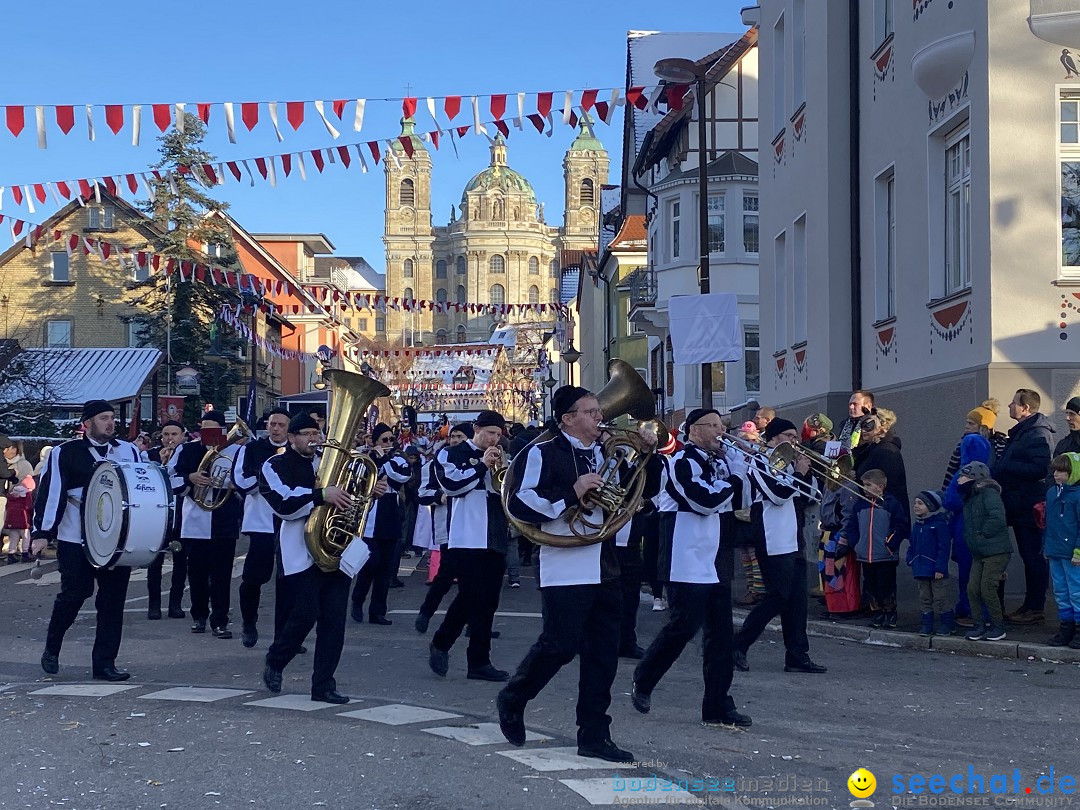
[631,408,752,729]
[733,418,827,675]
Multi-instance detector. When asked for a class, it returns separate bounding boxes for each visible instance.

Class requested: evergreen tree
[129,113,245,425]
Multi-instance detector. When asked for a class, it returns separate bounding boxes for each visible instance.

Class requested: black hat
[404,446,421,458]
[288,414,319,434]
[1067,397,1080,416]
[371,423,393,443]
[450,422,474,438]
[160,420,185,432]
[0,434,11,450]
[685,408,721,429]
[474,410,506,429]
[552,385,591,421]
[763,417,798,441]
[202,410,227,427]
[81,399,114,422]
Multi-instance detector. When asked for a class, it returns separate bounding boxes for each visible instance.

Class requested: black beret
[685,408,721,429]
[763,417,798,441]
[81,399,114,422]
[288,414,319,434]
[450,423,474,439]
[474,410,506,429]
[202,410,227,427]
[371,423,393,442]
[552,386,591,421]
[160,420,186,432]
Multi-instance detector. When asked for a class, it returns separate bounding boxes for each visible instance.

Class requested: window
[1061,94,1080,273]
[711,363,726,394]
[549,287,559,305]
[436,288,448,307]
[743,195,760,253]
[945,129,971,294]
[375,317,386,332]
[400,178,415,206]
[436,259,447,279]
[50,252,70,282]
[792,215,807,344]
[774,231,788,349]
[403,258,414,278]
[456,285,466,305]
[207,242,227,258]
[46,319,72,348]
[436,329,448,344]
[875,170,897,319]
[529,256,539,275]
[456,255,467,275]
[528,285,539,304]
[580,178,595,206]
[358,317,368,331]
[87,205,114,229]
[126,255,149,282]
[489,255,505,274]
[127,320,146,348]
[707,194,725,253]
[793,0,806,108]
[549,259,559,278]
[773,13,786,130]
[344,317,352,328]
[457,325,467,342]
[743,326,760,393]
[489,283,505,306]
[403,286,414,302]
[874,0,894,45]
[669,200,681,260]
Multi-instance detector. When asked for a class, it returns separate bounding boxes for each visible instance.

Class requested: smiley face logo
[848,769,877,798]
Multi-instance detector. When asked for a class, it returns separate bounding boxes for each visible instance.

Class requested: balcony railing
[627,267,657,308]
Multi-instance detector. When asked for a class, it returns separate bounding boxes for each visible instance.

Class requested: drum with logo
[82,460,174,569]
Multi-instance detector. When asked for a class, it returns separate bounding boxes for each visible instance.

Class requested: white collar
[561,430,598,451]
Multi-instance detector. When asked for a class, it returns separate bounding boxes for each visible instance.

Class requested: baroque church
[383,117,609,346]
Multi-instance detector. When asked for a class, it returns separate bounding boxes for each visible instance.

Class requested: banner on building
[668,293,742,365]
[158,395,186,424]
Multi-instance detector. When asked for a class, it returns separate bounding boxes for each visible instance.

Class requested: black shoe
[191,620,206,634]
[311,690,349,704]
[93,666,131,682]
[578,739,634,763]
[619,644,646,660]
[496,691,526,746]
[40,651,59,675]
[369,616,392,626]
[703,710,753,728]
[415,613,430,633]
[167,607,186,619]
[351,604,364,623]
[733,650,749,672]
[389,579,405,589]
[212,626,233,640]
[631,683,651,714]
[242,626,258,648]
[429,643,449,677]
[147,607,162,620]
[263,665,283,693]
[467,665,510,682]
[785,659,827,674]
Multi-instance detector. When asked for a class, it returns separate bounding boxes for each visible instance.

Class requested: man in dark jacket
[992,389,1054,624]
[1052,397,1080,460]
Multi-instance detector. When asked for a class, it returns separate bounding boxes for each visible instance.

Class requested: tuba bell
[304,369,391,573]
[191,418,251,511]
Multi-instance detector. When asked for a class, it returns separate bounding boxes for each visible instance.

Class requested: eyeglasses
[377,438,393,444]
[297,430,321,439]
[568,408,603,418]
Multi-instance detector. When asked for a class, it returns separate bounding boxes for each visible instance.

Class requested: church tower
[383,117,434,345]
[560,114,610,253]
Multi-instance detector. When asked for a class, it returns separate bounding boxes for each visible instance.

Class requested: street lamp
[543,368,557,420]
[561,341,581,387]
[655,56,712,409]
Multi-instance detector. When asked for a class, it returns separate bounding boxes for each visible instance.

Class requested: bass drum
[82,460,174,569]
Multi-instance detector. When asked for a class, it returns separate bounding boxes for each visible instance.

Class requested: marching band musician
[231,407,292,648]
[350,423,410,626]
[145,420,189,620]
[34,400,141,681]
[631,408,753,728]
[498,386,654,764]
[259,414,353,704]
[428,410,510,682]
[170,411,243,640]
[733,418,828,674]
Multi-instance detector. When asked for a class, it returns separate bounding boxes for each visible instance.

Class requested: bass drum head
[83,461,127,568]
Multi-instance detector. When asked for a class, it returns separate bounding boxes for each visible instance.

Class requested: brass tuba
[191,418,251,511]
[305,369,391,573]
[501,360,666,548]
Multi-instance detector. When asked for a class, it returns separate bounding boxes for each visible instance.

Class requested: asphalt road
[0,545,1078,810]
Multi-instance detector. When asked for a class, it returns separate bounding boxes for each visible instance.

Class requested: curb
[732,609,1080,664]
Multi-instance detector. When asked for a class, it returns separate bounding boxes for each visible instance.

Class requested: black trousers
[239,532,276,628]
[419,544,457,618]
[501,581,621,746]
[734,552,811,664]
[1013,522,1049,612]
[186,537,237,629]
[633,581,736,721]
[45,541,130,670]
[616,541,643,650]
[351,536,397,620]
[640,512,665,597]
[266,566,350,695]
[432,548,505,669]
[146,536,187,611]
[862,560,899,612]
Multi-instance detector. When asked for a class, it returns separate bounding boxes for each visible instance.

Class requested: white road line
[558,777,704,806]
[338,704,461,725]
[139,687,253,702]
[423,722,550,746]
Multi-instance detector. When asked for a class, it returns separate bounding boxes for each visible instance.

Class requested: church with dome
[382,117,609,346]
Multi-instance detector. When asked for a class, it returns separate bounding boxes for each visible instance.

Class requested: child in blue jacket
[906,490,954,636]
[1044,453,1080,648]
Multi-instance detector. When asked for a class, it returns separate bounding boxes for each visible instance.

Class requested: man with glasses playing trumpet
[733,418,828,675]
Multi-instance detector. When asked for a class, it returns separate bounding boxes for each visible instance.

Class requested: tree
[128,113,245,424]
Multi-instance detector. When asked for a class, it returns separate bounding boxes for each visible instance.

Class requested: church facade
[382,118,609,346]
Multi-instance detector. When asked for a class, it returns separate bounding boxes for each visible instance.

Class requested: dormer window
[88,205,114,230]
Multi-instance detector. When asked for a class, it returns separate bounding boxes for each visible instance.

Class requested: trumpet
[790,443,877,504]
[717,435,821,502]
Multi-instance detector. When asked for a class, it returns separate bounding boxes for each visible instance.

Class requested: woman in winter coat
[3,440,35,563]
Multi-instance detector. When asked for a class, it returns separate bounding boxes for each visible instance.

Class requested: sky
[1,0,746,273]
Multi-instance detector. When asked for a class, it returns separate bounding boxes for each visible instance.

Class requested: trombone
[717,434,822,502]
[790,443,878,505]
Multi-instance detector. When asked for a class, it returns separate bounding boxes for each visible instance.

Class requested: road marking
[388,610,543,619]
[339,704,461,725]
[558,777,703,806]
[245,694,352,711]
[497,747,614,772]
[0,561,38,577]
[139,687,252,702]
[423,722,550,746]
[30,683,139,697]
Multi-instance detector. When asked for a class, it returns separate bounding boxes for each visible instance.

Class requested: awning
[2,348,162,408]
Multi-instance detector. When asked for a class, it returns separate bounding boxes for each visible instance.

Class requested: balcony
[625,267,657,308]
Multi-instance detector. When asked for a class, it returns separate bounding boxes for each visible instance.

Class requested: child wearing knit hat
[906,490,955,636]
